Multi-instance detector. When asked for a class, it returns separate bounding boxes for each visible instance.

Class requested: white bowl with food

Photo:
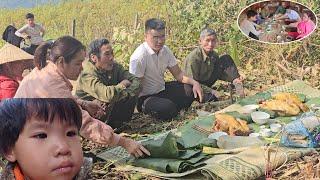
[241,104,259,114]
[251,111,270,125]
[260,128,273,137]
[270,123,282,133]
[249,133,260,137]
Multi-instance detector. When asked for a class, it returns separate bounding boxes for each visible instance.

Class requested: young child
[0,98,91,180]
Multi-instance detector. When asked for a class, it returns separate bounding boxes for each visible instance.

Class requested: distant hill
[0,0,60,9]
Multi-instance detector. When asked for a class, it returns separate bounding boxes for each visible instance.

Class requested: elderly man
[76,38,140,129]
[183,28,244,102]
[129,18,203,120]
[15,13,45,55]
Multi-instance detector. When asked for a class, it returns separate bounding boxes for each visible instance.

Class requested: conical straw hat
[0,43,34,65]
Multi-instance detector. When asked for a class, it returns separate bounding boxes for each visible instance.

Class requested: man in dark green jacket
[76,38,140,129]
[183,28,244,102]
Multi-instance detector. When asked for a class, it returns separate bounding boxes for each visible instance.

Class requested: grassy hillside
[0,0,167,44]
[0,0,319,88]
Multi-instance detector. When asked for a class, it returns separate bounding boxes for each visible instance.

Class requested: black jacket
[2,25,23,47]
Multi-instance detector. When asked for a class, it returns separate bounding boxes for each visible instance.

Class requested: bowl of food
[251,111,270,125]
[241,104,259,114]
[249,133,260,137]
[260,128,273,137]
[270,123,282,132]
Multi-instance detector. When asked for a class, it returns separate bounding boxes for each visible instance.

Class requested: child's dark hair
[0,98,82,156]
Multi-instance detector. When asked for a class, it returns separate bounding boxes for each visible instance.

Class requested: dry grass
[0,0,320,179]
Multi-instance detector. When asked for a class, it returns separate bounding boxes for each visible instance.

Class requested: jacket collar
[46,61,73,91]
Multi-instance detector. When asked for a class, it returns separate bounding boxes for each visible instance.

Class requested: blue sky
[0,0,61,9]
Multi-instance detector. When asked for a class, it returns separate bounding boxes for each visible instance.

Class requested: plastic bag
[280,113,320,148]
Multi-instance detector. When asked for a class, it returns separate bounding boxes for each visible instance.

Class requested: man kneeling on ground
[183,28,245,102]
[76,38,140,129]
[129,18,203,121]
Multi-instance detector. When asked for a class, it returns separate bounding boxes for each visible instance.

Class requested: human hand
[83,100,106,118]
[83,121,114,144]
[233,77,244,83]
[233,78,245,98]
[119,79,131,88]
[192,81,203,102]
[211,89,220,100]
[120,137,151,158]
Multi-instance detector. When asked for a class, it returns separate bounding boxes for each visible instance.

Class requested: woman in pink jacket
[287,11,316,40]
[15,36,150,158]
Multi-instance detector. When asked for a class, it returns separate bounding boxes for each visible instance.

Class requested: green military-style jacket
[76,60,140,103]
[183,46,220,94]
[275,6,286,15]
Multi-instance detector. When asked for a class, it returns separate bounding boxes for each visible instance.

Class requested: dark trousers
[249,32,259,40]
[22,44,38,55]
[137,81,195,120]
[201,54,240,87]
[103,96,136,129]
[201,54,240,102]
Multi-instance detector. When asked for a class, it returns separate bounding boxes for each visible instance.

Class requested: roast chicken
[213,113,250,136]
[260,92,309,116]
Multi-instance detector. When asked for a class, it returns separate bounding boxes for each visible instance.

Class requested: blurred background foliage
[0,0,319,88]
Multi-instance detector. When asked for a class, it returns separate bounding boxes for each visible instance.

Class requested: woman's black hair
[0,98,82,156]
[303,11,314,21]
[34,36,85,70]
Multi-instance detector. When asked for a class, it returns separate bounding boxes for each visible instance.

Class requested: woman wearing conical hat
[0,43,33,100]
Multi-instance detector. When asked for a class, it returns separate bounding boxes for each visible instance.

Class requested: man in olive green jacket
[76,38,140,129]
[183,28,244,102]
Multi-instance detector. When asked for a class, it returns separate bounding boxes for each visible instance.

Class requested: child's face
[5,116,83,180]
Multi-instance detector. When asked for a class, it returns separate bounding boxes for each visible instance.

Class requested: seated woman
[240,10,262,40]
[0,43,33,100]
[14,36,150,158]
[287,11,316,40]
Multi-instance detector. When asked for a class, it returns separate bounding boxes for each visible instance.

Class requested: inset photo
[238,0,317,44]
